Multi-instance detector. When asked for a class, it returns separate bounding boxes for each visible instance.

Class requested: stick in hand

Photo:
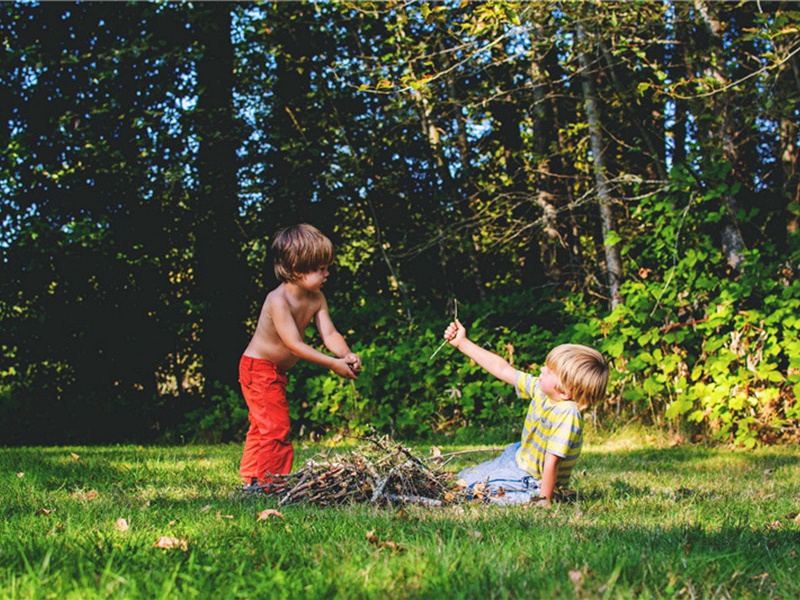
[429,299,458,361]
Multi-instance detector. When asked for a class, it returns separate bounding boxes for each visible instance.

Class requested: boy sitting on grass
[239,224,361,493]
[443,319,608,506]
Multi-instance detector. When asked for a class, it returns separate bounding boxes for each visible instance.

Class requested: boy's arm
[444,319,517,386]
[537,451,561,505]
[271,296,357,379]
[315,296,361,372]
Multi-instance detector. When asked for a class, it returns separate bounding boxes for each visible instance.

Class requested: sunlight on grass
[2,428,799,598]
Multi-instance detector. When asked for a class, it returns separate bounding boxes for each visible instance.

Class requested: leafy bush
[181,381,249,443]
[593,168,800,447]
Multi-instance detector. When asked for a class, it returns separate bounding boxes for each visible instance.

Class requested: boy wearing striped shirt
[443,319,609,506]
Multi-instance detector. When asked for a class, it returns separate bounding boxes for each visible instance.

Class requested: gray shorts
[457,442,540,505]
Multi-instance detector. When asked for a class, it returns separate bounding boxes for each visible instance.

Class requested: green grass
[2,427,799,599]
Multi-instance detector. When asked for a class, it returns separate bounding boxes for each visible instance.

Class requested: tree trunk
[576,22,623,310]
[693,0,746,275]
[193,5,249,391]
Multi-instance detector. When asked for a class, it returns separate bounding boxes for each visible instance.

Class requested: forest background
[1,1,798,449]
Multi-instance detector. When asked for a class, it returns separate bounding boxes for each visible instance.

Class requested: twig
[385,494,442,507]
[431,448,505,460]
[429,299,458,360]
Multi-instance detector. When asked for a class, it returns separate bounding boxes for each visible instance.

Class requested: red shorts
[238,355,294,484]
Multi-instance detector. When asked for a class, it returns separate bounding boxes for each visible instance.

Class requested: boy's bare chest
[285,299,321,332]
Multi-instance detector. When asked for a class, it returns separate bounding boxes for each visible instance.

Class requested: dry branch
[253,435,465,507]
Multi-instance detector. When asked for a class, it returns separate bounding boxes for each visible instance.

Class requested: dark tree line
[1,2,798,445]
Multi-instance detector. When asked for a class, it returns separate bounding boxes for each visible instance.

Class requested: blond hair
[272,224,334,282]
[546,344,609,408]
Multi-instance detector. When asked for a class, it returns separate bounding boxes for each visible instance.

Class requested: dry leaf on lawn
[257,509,284,521]
[72,489,100,502]
[365,529,405,552]
[154,536,188,551]
[70,452,80,460]
[114,518,129,532]
[199,505,212,513]
[16,472,24,478]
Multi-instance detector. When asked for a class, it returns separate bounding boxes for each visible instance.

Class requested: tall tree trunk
[576,22,623,310]
[529,18,578,282]
[778,36,800,240]
[193,5,248,391]
[693,0,746,275]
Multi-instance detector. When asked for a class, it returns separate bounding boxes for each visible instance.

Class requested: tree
[191,4,250,391]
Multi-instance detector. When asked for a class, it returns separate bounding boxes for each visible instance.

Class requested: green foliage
[596,167,800,447]
[1,2,798,447]
[181,382,249,443]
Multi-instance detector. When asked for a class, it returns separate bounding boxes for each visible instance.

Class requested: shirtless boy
[239,224,361,491]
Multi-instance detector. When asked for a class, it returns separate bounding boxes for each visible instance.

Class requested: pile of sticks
[264,435,462,507]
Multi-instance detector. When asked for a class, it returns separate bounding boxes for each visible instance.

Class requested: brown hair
[272,224,334,282]
[545,344,609,408]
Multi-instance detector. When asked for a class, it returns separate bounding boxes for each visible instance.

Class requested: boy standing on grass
[443,319,608,506]
[239,224,361,493]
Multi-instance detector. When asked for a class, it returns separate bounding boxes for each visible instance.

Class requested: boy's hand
[531,497,552,509]
[443,319,467,349]
[344,353,362,374]
[331,358,358,380]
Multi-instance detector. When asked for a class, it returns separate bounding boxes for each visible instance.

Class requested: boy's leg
[238,356,293,485]
[239,419,262,484]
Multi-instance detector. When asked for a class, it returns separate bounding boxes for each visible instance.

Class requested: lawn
[2,427,799,599]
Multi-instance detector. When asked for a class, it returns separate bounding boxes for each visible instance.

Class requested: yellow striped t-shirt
[514,370,583,486]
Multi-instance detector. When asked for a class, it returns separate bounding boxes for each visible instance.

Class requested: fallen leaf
[114,518,129,532]
[154,536,188,551]
[199,505,212,513]
[72,489,100,502]
[454,478,468,490]
[472,482,487,499]
[794,513,800,525]
[37,508,55,516]
[216,512,234,520]
[751,572,769,581]
[444,491,455,503]
[765,520,781,530]
[16,472,24,478]
[70,452,80,460]
[569,569,583,584]
[429,446,442,458]
[379,540,403,551]
[257,509,284,521]
[365,529,405,552]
